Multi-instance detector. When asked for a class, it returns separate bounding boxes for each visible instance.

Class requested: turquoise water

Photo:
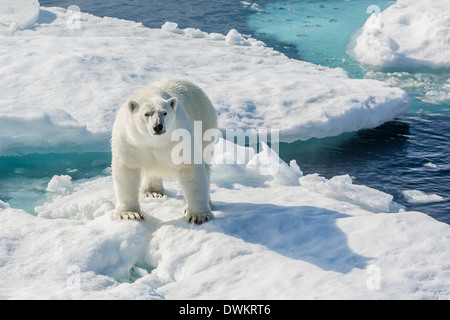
[248,0,450,221]
[0,153,111,213]
[248,0,394,76]
[2,0,449,223]
[248,0,450,112]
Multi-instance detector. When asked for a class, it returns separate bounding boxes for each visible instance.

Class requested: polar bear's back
[151,79,217,131]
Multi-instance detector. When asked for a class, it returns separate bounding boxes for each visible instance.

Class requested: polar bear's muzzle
[153,123,165,135]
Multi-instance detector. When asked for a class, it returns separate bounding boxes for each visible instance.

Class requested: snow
[46,175,73,195]
[351,0,450,69]
[424,162,437,169]
[299,174,402,213]
[0,103,109,155]
[402,190,445,204]
[0,6,409,156]
[0,0,40,32]
[1,5,449,300]
[1,139,450,299]
[225,28,264,46]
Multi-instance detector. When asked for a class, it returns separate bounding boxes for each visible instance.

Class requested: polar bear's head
[128,96,177,137]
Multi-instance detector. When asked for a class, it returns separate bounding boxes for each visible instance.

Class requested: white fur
[111,79,217,224]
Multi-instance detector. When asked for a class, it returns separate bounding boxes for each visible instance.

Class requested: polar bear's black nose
[153,124,164,134]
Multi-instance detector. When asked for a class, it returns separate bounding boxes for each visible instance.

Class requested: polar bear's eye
[163,112,167,116]
[145,111,154,117]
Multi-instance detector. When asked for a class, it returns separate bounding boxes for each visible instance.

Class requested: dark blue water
[3,0,448,223]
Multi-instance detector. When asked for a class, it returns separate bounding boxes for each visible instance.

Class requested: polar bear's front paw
[183,209,214,225]
[113,211,145,221]
[143,191,164,198]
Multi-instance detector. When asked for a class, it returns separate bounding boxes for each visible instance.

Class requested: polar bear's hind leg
[141,172,164,198]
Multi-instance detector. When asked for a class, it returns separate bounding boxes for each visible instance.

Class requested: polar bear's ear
[167,97,177,110]
[128,101,139,113]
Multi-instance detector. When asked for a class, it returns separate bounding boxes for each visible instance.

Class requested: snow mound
[212,138,302,187]
[0,104,110,155]
[0,6,409,155]
[0,0,40,32]
[37,177,115,220]
[402,190,445,204]
[46,175,73,195]
[351,0,450,69]
[299,174,401,213]
[225,28,264,46]
[0,208,162,299]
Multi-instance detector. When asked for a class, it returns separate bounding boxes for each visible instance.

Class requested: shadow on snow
[167,201,370,274]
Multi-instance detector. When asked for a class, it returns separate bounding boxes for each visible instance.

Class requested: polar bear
[111,79,217,224]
